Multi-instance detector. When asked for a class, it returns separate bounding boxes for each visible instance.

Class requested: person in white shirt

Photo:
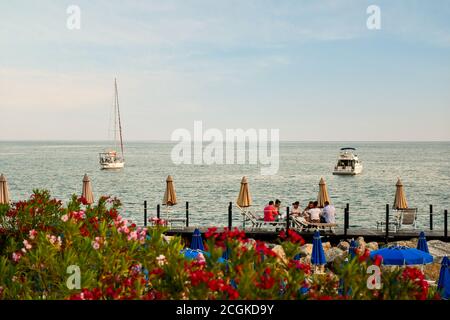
[307,201,322,223]
[321,201,336,224]
[291,201,302,216]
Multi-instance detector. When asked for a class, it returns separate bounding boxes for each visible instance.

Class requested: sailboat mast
[115,78,125,160]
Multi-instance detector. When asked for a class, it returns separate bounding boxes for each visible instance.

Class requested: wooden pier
[141,201,449,244]
[164,227,448,245]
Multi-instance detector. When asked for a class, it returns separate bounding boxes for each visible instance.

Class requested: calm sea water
[0,141,449,229]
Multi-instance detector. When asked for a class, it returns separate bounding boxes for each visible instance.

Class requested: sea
[0,141,449,229]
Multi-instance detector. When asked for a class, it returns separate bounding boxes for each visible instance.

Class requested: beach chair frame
[395,208,418,230]
[237,205,285,230]
[291,216,337,232]
[376,208,418,232]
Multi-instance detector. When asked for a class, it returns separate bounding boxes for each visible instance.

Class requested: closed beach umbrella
[417,231,429,253]
[311,231,327,266]
[82,174,94,205]
[317,177,330,208]
[236,176,252,208]
[163,175,177,206]
[0,174,10,204]
[370,246,433,266]
[190,228,205,251]
[393,178,408,210]
[349,239,358,259]
[438,256,449,300]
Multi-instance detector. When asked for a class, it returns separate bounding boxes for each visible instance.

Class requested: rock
[356,237,366,252]
[423,262,443,282]
[388,240,416,248]
[337,241,350,251]
[299,244,313,257]
[322,242,332,252]
[427,240,450,260]
[325,247,345,263]
[272,245,288,264]
[366,242,379,251]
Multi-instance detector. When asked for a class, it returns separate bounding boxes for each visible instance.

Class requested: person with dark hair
[321,201,336,223]
[264,200,278,222]
[302,201,314,221]
[291,201,301,216]
[308,201,321,223]
[274,199,281,219]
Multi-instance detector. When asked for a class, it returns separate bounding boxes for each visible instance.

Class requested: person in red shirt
[264,201,278,222]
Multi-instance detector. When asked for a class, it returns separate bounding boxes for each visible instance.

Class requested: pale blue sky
[1,0,449,141]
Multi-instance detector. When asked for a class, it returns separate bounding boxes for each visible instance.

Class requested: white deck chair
[395,208,418,230]
[237,205,285,230]
[291,215,337,232]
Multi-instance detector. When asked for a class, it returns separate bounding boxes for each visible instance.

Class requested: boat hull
[333,165,363,175]
[100,162,125,170]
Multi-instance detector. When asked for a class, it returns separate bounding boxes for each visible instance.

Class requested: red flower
[358,249,370,262]
[79,196,88,205]
[255,241,277,258]
[402,267,429,300]
[256,268,275,290]
[205,227,218,239]
[373,254,383,266]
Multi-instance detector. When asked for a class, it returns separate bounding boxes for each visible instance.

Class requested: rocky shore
[269,237,450,281]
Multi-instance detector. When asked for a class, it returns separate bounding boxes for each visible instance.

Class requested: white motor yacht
[332,147,363,175]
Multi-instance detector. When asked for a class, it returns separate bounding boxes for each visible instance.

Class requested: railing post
[445,209,448,240]
[429,204,433,231]
[144,200,147,227]
[345,203,350,230]
[385,204,389,243]
[157,204,160,219]
[344,207,348,237]
[228,202,232,229]
[286,206,290,232]
[186,201,189,227]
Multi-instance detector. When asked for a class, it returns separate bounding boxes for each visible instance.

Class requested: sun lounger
[377,208,418,232]
[291,216,337,232]
[237,206,286,230]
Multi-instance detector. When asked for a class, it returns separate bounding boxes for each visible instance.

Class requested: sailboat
[99,78,125,170]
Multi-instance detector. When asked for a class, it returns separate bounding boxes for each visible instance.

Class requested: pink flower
[23,239,32,250]
[92,241,100,250]
[127,231,138,241]
[29,229,37,240]
[196,253,206,264]
[61,214,69,222]
[156,254,167,266]
[12,252,22,262]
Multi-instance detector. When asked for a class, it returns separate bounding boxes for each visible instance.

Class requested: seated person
[274,199,281,219]
[302,201,314,221]
[291,201,302,216]
[307,201,322,223]
[264,201,278,222]
[321,201,336,224]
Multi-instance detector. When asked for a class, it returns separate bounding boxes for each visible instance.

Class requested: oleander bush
[0,190,439,300]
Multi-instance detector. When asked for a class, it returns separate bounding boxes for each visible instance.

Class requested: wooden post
[429,204,433,231]
[345,203,350,230]
[344,207,348,237]
[228,202,232,229]
[144,200,147,227]
[385,204,389,243]
[286,206,290,232]
[157,204,160,219]
[186,201,189,227]
[445,209,448,240]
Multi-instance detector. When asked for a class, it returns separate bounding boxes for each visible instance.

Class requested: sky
[1,0,449,141]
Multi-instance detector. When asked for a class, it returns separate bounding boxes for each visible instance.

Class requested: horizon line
[1,139,449,143]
